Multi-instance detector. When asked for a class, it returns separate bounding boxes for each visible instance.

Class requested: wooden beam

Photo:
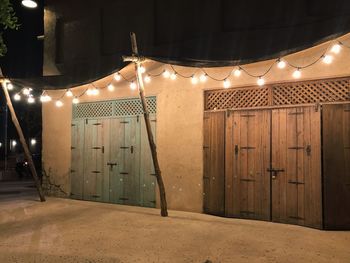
[125,32,168,217]
[1,80,46,202]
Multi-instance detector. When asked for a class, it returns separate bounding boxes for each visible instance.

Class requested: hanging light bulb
[170,72,177,80]
[66,89,73,97]
[233,68,241,77]
[114,72,121,81]
[277,59,286,69]
[55,100,63,107]
[130,81,137,90]
[223,79,231,88]
[191,75,198,84]
[199,74,207,82]
[322,54,333,64]
[257,77,265,86]
[6,82,14,90]
[293,68,301,79]
[21,0,37,8]
[107,84,115,91]
[27,96,35,104]
[14,94,21,101]
[23,88,30,95]
[30,139,37,146]
[86,89,93,96]
[139,66,146,74]
[144,75,151,83]
[40,95,51,102]
[162,70,170,78]
[330,43,341,54]
[92,87,99,95]
[72,97,79,104]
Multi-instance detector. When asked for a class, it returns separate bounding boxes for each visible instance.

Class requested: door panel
[203,111,225,216]
[225,110,270,220]
[271,107,322,228]
[70,119,85,199]
[323,104,350,229]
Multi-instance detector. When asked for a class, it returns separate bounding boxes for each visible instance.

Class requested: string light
[40,95,51,102]
[23,88,31,95]
[257,77,265,86]
[199,74,207,82]
[322,54,333,64]
[330,43,341,54]
[6,82,14,90]
[223,79,231,88]
[170,72,177,80]
[107,84,115,91]
[14,94,21,101]
[144,75,151,83]
[27,96,35,104]
[30,139,36,146]
[277,59,286,69]
[293,68,301,79]
[66,89,73,97]
[163,70,170,78]
[72,97,79,104]
[233,68,241,77]
[114,72,121,81]
[139,66,146,74]
[191,75,198,84]
[55,100,63,107]
[130,81,137,90]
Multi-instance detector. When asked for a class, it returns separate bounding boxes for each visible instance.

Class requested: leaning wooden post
[1,79,46,202]
[123,32,168,217]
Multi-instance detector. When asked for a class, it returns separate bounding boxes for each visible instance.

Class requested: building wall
[42,34,350,212]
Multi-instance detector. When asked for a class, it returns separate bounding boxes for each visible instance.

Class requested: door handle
[107,162,117,170]
[267,168,285,179]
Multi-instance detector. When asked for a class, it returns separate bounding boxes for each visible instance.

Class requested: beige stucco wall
[42,33,350,213]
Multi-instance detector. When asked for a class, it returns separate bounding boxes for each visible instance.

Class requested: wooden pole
[1,80,46,202]
[125,32,168,217]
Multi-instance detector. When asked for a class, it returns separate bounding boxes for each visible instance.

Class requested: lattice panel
[72,97,156,119]
[205,87,270,110]
[114,97,157,116]
[73,101,113,119]
[273,79,350,106]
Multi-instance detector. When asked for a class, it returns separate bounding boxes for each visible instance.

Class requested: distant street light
[21,0,38,8]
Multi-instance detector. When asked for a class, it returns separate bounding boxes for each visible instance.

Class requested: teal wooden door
[83,119,104,201]
[70,119,85,199]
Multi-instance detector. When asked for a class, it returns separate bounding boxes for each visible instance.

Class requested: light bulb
[322,55,333,64]
[139,66,146,74]
[130,81,137,90]
[191,75,198,84]
[30,139,36,146]
[257,77,265,86]
[86,89,93,96]
[277,59,286,69]
[12,140,17,147]
[199,74,207,82]
[144,75,151,83]
[14,94,21,101]
[170,73,177,80]
[72,97,79,104]
[23,88,30,95]
[107,84,115,91]
[163,70,170,78]
[21,0,37,8]
[223,79,231,88]
[93,88,99,95]
[28,97,35,104]
[6,82,14,90]
[293,69,301,79]
[56,100,63,107]
[330,43,341,54]
[233,68,241,77]
[114,72,121,81]
[66,89,73,97]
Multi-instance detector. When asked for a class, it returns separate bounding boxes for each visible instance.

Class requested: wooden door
[140,114,157,207]
[70,119,85,199]
[119,116,141,206]
[203,111,225,216]
[322,103,350,229]
[225,110,270,220]
[271,107,322,228]
[83,119,105,202]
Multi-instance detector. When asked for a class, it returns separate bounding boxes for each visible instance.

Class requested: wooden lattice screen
[205,77,350,110]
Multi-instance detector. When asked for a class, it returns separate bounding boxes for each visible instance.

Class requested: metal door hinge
[70,169,76,173]
[71,146,76,150]
[240,146,255,150]
[92,123,102,126]
[241,114,255,118]
[120,172,129,175]
[91,195,100,198]
[288,181,304,185]
[120,121,129,124]
[288,146,304,150]
[119,197,129,201]
[91,171,101,174]
[120,146,129,149]
[240,178,255,182]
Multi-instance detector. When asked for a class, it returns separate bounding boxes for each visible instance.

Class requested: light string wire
[5,36,350,104]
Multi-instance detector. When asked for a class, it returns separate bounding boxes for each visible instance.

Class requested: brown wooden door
[203,111,225,216]
[322,103,350,229]
[271,107,322,228]
[225,110,270,220]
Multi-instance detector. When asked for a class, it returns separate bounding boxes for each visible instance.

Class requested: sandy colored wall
[42,34,350,213]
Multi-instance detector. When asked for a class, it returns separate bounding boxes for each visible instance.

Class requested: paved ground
[0,181,350,263]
